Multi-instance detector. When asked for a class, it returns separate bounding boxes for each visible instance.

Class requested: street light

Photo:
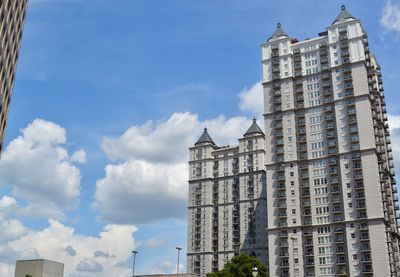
[252,266,258,277]
[132,250,138,277]
[176,246,182,275]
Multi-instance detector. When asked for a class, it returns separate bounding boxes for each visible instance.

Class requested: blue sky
[1,0,400,276]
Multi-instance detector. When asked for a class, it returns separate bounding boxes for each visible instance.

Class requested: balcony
[332,198,341,204]
[277,211,287,218]
[344,82,354,90]
[340,42,349,50]
[341,50,350,57]
[320,57,329,64]
[326,123,335,130]
[300,201,311,209]
[277,192,286,199]
[324,97,334,104]
[349,126,358,133]
[274,122,283,129]
[356,193,366,199]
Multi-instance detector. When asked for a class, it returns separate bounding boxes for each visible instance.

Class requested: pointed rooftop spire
[332,5,355,24]
[268,22,289,41]
[195,127,215,146]
[244,118,264,137]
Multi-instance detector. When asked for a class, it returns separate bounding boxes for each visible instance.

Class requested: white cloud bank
[0,195,136,277]
[0,119,84,218]
[381,1,400,32]
[96,112,254,224]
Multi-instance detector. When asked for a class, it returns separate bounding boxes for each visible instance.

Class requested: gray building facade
[187,120,268,276]
[15,259,64,277]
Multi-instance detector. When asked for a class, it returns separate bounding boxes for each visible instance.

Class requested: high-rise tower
[0,0,29,152]
[262,5,400,277]
[187,120,268,276]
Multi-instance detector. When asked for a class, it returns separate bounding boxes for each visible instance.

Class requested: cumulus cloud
[76,258,103,272]
[71,149,87,164]
[96,112,255,224]
[0,196,28,242]
[381,1,400,32]
[101,112,252,163]
[0,119,83,213]
[388,114,400,129]
[94,161,187,223]
[238,81,263,117]
[4,219,137,277]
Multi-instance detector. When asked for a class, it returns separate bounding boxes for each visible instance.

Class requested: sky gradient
[0,1,400,276]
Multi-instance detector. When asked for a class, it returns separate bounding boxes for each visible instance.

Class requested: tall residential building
[0,0,28,152]
[187,120,268,276]
[262,5,400,277]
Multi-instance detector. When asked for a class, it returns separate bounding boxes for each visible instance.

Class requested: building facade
[15,259,64,277]
[187,120,268,276]
[0,0,28,152]
[262,5,400,277]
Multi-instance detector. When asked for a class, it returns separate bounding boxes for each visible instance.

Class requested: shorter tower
[187,120,268,276]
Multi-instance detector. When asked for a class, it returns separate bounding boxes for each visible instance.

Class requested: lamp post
[252,266,258,277]
[132,250,138,277]
[176,246,182,275]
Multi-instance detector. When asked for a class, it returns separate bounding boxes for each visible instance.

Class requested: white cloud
[0,196,28,242]
[101,112,252,163]
[238,81,263,117]
[388,114,400,175]
[101,113,199,163]
[96,112,256,224]
[4,219,137,277]
[0,119,83,215]
[0,262,14,277]
[76,258,103,272]
[381,0,400,32]
[71,149,87,164]
[388,114,400,130]
[94,160,187,223]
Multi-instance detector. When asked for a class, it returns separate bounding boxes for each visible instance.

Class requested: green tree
[207,254,268,277]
